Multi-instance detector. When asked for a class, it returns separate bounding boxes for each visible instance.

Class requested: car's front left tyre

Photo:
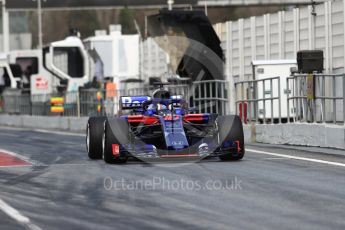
[86,116,106,159]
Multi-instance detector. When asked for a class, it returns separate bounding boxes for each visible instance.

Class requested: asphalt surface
[0,126,345,230]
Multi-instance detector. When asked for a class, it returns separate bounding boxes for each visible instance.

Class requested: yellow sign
[50,97,64,113]
[306,74,314,100]
[51,106,64,113]
[50,97,64,105]
[96,92,102,101]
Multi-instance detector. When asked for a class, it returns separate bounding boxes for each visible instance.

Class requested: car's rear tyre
[217,115,245,161]
[103,118,129,164]
[87,116,106,159]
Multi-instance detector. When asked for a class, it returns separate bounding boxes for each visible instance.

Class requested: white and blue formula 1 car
[86,87,245,164]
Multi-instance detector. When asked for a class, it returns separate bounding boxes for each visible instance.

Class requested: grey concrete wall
[0,115,88,133]
[244,123,345,150]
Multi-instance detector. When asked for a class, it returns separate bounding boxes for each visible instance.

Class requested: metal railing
[235,73,345,125]
[235,77,282,124]
[1,80,229,117]
[287,73,345,124]
[192,80,228,115]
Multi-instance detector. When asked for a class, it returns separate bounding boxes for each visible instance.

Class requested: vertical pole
[198,84,201,113]
[343,74,345,126]
[203,82,207,113]
[255,80,259,124]
[235,83,238,116]
[216,82,220,114]
[263,80,266,124]
[293,76,297,122]
[278,77,281,124]
[333,76,336,124]
[167,0,174,11]
[77,91,80,118]
[210,82,213,113]
[2,0,9,52]
[204,1,208,16]
[287,77,290,123]
[241,82,244,121]
[37,0,43,49]
[270,78,273,123]
[248,82,252,123]
[228,22,236,114]
[221,82,225,115]
[343,0,345,125]
[322,75,326,123]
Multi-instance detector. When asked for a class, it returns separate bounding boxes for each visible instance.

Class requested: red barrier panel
[239,102,247,124]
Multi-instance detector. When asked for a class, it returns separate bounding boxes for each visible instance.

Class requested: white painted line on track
[264,157,289,160]
[247,148,345,168]
[0,165,33,169]
[33,129,85,137]
[0,198,42,230]
[0,126,85,137]
[0,163,97,169]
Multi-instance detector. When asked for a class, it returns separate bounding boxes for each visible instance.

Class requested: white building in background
[84,25,140,87]
[214,0,345,83]
[214,0,345,116]
[140,37,170,81]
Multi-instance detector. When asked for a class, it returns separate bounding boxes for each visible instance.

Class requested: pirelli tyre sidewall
[103,117,129,164]
[86,116,106,159]
[217,115,245,161]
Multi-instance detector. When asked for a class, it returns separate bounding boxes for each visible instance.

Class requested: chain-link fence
[0,80,229,117]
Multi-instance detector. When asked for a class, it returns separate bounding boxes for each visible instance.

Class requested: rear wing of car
[120,95,186,111]
[120,96,151,110]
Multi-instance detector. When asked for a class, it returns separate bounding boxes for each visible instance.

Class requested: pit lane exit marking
[0,149,35,167]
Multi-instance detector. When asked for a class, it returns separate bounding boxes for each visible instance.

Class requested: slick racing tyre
[103,118,129,164]
[86,116,106,159]
[217,115,245,161]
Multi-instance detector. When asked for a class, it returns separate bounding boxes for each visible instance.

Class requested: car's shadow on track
[92,156,245,167]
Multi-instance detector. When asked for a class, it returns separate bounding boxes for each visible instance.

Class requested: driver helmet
[152,89,171,100]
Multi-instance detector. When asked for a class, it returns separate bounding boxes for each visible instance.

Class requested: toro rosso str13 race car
[86,87,245,164]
